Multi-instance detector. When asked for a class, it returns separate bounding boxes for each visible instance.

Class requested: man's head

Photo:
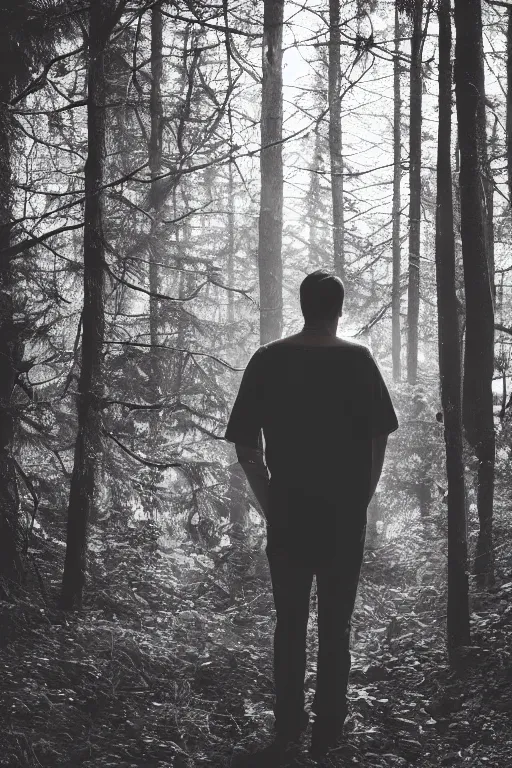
[299,270,345,326]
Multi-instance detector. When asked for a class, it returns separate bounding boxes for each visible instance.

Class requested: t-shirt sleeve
[224,347,265,448]
[364,351,399,437]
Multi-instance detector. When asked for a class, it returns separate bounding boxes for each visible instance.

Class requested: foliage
[382,379,446,525]
[2,494,512,766]
[0,0,81,87]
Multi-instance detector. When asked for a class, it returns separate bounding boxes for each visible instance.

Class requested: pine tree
[406,0,424,385]
[392,5,402,381]
[454,0,496,587]
[61,0,117,609]
[434,0,470,657]
[329,0,345,282]
[0,0,78,585]
[258,0,284,344]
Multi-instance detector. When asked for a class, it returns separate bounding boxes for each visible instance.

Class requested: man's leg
[266,545,313,739]
[312,524,366,737]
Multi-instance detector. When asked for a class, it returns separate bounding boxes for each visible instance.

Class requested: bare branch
[104,429,184,468]
[495,323,512,335]
[104,340,244,371]
[0,222,84,261]
[10,46,85,106]
[160,10,262,38]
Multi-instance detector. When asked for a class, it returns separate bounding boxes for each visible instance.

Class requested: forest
[1,0,512,766]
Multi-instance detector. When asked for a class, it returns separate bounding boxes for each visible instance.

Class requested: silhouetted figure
[225,271,398,762]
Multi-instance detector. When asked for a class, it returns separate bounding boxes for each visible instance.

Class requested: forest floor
[1,506,512,768]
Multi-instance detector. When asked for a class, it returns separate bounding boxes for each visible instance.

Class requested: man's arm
[235,443,270,522]
[369,433,388,504]
[364,350,397,504]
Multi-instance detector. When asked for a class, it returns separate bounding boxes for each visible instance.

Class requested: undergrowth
[1,499,512,768]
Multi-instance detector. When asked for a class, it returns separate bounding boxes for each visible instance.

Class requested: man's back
[225,333,398,514]
[261,338,373,500]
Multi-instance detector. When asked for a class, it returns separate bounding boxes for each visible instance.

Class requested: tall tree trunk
[149,2,164,402]
[258,0,284,344]
[406,0,423,384]
[170,188,187,396]
[507,7,512,207]
[60,0,114,609]
[308,128,322,269]
[484,172,495,303]
[483,116,496,305]
[226,106,236,323]
[435,0,470,658]
[454,0,495,587]
[392,6,402,381]
[329,0,345,282]
[175,265,188,394]
[0,76,23,584]
[145,2,166,508]
[227,157,235,323]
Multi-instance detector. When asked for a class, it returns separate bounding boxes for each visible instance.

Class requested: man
[225,270,398,762]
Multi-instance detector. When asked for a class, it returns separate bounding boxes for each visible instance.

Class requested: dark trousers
[265,484,366,737]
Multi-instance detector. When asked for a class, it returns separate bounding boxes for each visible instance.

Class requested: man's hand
[235,443,270,522]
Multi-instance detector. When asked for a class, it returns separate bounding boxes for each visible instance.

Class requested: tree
[406,0,423,385]
[484,116,496,304]
[60,0,117,609]
[0,0,77,585]
[0,39,22,585]
[258,0,284,344]
[507,6,512,205]
[329,0,345,282]
[454,0,496,587]
[307,123,326,269]
[227,155,236,323]
[148,2,164,402]
[434,0,470,657]
[392,5,402,381]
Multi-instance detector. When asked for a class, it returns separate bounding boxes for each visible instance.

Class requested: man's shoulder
[332,338,371,354]
[264,335,372,354]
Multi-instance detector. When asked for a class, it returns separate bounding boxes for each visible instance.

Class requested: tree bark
[507,7,512,207]
[308,128,323,269]
[454,0,495,587]
[149,2,164,401]
[484,116,496,305]
[227,156,235,323]
[484,171,495,303]
[392,6,402,381]
[0,72,23,584]
[145,3,166,502]
[258,0,284,344]
[329,0,345,282]
[60,0,115,609]
[406,0,423,384]
[169,188,188,397]
[435,0,470,657]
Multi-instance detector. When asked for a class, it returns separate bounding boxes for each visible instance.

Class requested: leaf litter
[1,509,512,768]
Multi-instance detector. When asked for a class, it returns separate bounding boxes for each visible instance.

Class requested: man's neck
[301,323,338,337]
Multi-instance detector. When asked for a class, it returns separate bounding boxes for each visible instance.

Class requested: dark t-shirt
[224,337,398,559]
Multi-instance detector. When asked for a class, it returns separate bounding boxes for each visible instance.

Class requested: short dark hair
[299,270,345,324]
